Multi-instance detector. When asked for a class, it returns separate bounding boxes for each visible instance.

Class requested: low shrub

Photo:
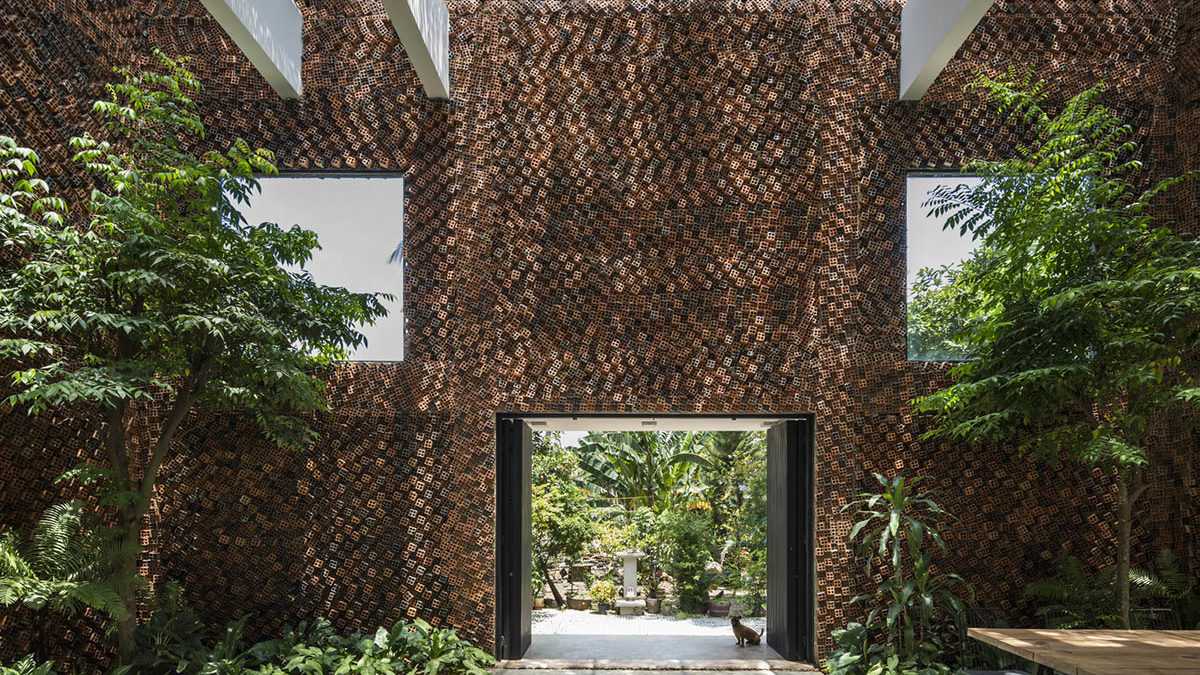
[114,584,493,675]
[0,657,56,675]
[588,579,617,605]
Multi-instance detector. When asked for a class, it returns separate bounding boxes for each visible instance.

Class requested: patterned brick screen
[1,0,1198,669]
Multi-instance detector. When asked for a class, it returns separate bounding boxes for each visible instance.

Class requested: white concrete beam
[383,0,451,100]
[899,0,996,101]
[201,0,303,99]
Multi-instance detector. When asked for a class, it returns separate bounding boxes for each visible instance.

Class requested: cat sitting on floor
[730,615,762,646]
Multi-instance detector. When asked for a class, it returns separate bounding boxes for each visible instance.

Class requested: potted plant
[590,579,617,614]
[642,567,662,613]
[566,570,593,610]
[532,564,546,609]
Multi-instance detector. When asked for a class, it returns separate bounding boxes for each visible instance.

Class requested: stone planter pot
[707,601,731,617]
[644,597,661,613]
[533,597,545,610]
[597,602,611,614]
[567,597,592,611]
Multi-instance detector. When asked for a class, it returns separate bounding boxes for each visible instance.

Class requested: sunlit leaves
[831,474,971,673]
[0,52,388,444]
[911,73,1200,474]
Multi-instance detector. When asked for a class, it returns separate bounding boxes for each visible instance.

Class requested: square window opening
[905,172,982,363]
[239,173,406,362]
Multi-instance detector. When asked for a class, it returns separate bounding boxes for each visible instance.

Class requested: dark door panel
[496,418,532,659]
[766,419,814,661]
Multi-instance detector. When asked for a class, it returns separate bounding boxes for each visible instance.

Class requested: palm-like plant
[0,502,127,620]
[575,432,710,512]
[838,473,970,671]
[698,432,762,535]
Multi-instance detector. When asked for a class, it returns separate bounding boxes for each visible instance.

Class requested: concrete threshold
[495,659,819,671]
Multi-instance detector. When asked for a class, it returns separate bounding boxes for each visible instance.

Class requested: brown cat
[730,616,762,646]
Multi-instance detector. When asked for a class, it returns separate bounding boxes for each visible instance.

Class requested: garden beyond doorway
[529,426,770,659]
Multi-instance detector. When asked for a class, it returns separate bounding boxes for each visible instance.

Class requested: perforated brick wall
[1,0,1198,669]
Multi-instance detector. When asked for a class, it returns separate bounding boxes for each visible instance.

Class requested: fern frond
[69,581,128,619]
[0,532,34,579]
[0,502,125,621]
[31,501,95,579]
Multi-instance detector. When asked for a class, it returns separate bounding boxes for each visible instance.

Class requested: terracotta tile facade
[1,0,1198,668]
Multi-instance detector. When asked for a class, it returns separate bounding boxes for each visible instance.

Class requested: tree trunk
[114,508,142,665]
[539,559,564,609]
[1116,471,1132,630]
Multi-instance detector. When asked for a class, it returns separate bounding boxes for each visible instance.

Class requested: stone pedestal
[615,598,646,615]
[615,550,646,615]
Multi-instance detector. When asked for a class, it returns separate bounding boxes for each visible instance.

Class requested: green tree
[576,431,708,512]
[722,434,767,612]
[656,509,714,613]
[696,431,761,541]
[913,73,1200,628]
[531,435,595,608]
[0,53,386,662]
[906,264,972,362]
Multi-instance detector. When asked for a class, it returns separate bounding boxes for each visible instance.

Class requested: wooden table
[968,628,1200,675]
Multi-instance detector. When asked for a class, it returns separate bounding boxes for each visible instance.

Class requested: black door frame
[494,412,816,662]
[766,418,816,661]
[496,417,533,660]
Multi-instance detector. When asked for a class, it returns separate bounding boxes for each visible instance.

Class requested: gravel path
[532,609,766,636]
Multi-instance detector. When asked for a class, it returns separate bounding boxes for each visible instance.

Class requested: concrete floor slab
[532,610,765,637]
[524,635,783,661]
[492,667,811,672]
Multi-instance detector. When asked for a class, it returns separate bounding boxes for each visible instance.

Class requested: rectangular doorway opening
[495,413,815,664]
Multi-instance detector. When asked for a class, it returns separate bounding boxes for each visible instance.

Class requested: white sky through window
[238,175,405,361]
[906,175,982,297]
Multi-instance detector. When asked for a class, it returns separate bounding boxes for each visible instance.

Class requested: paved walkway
[497,669,816,674]
[525,610,785,664]
[496,660,817,674]
[496,662,816,667]
[532,609,766,636]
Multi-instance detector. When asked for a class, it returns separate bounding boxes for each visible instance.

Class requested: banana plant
[575,431,710,512]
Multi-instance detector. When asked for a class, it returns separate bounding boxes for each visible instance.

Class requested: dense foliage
[0,586,493,675]
[114,583,494,675]
[655,509,717,613]
[1025,551,1199,629]
[714,433,768,611]
[906,266,972,362]
[531,433,596,607]
[0,53,386,662]
[575,432,709,512]
[824,474,970,675]
[911,73,1200,628]
[0,657,56,675]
